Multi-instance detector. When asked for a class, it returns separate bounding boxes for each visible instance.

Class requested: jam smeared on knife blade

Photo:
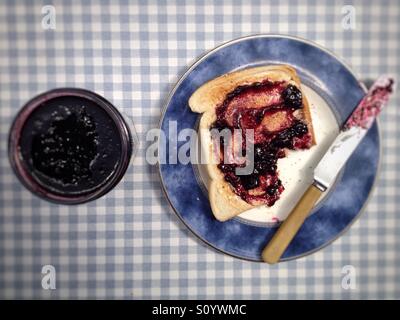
[345,77,395,130]
[212,80,312,206]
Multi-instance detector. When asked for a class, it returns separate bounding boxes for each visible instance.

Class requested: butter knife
[262,75,395,264]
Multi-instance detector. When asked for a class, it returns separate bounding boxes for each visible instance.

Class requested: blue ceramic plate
[158,35,380,262]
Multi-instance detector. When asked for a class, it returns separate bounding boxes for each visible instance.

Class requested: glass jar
[8,88,137,204]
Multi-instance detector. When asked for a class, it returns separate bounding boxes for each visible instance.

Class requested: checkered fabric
[0,0,399,299]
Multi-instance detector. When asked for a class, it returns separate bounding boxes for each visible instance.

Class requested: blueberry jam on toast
[212,81,313,206]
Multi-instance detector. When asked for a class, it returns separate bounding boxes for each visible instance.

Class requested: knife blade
[262,75,395,264]
[313,75,395,191]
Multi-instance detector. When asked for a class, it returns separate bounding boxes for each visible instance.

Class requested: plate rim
[157,33,382,262]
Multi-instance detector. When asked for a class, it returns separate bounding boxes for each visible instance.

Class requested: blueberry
[266,179,282,196]
[224,174,240,186]
[282,84,303,109]
[292,121,308,136]
[253,167,260,175]
[240,174,259,190]
[267,164,277,173]
[272,134,293,149]
[254,144,277,162]
[266,186,277,196]
[254,161,277,174]
[254,161,266,173]
[265,156,277,166]
[254,145,264,159]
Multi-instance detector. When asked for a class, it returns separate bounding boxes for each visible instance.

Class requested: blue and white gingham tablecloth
[0,0,399,299]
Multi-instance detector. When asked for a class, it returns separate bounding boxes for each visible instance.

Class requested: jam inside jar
[9,88,136,204]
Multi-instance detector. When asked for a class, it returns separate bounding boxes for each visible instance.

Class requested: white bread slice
[190,65,315,222]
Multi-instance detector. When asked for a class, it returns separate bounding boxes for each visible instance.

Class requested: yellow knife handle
[262,184,323,264]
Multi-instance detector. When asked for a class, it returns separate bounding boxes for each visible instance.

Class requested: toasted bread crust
[190,65,315,221]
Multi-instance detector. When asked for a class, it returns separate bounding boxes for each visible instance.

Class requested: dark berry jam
[217,80,286,128]
[282,84,303,109]
[345,77,395,130]
[20,97,122,195]
[9,88,134,204]
[30,106,99,186]
[212,80,312,206]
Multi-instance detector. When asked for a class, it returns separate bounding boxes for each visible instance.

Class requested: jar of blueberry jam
[8,88,136,204]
